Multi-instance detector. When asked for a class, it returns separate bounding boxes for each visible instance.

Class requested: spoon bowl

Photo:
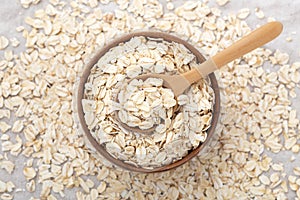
[113,74,184,135]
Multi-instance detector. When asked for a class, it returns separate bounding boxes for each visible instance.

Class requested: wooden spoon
[115,21,283,133]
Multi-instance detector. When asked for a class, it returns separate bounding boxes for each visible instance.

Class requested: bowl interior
[77,31,220,173]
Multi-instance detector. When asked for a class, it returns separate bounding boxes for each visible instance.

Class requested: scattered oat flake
[16,26,25,32]
[20,0,40,8]
[6,181,15,193]
[0,121,11,133]
[0,36,9,50]
[0,160,15,174]
[166,2,174,10]
[0,180,6,192]
[1,193,13,200]
[97,181,106,194]
[23,167,36,180]
[286,36,292,42]
[237,8,250,19]
[290,155,296,162]
[11,120,24,133]
[294,167,300,176]
[20,0,32,8]
[0,110,10,119]
[216,0,230,6]
[272,163,284,171]
[255,8,265,19]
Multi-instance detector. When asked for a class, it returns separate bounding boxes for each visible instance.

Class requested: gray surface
[0,0,300,199]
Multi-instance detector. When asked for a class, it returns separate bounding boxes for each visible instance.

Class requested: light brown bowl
[77,31,220,173]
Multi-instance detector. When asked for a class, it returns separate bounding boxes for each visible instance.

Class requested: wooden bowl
[77,31,220,173]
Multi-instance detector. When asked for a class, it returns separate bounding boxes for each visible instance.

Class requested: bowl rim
[77,31,220,173]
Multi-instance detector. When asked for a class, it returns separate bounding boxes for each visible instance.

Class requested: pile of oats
[0,0,300,199]
[82,36,214,168]
[117,77,177,130]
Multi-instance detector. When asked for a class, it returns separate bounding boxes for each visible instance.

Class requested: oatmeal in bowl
[77,31,220,172]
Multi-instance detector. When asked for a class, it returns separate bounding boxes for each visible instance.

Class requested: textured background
[0,0,299,199]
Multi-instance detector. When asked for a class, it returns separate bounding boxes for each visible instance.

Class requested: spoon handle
[185,21,283,84]
[212,21,283,68]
